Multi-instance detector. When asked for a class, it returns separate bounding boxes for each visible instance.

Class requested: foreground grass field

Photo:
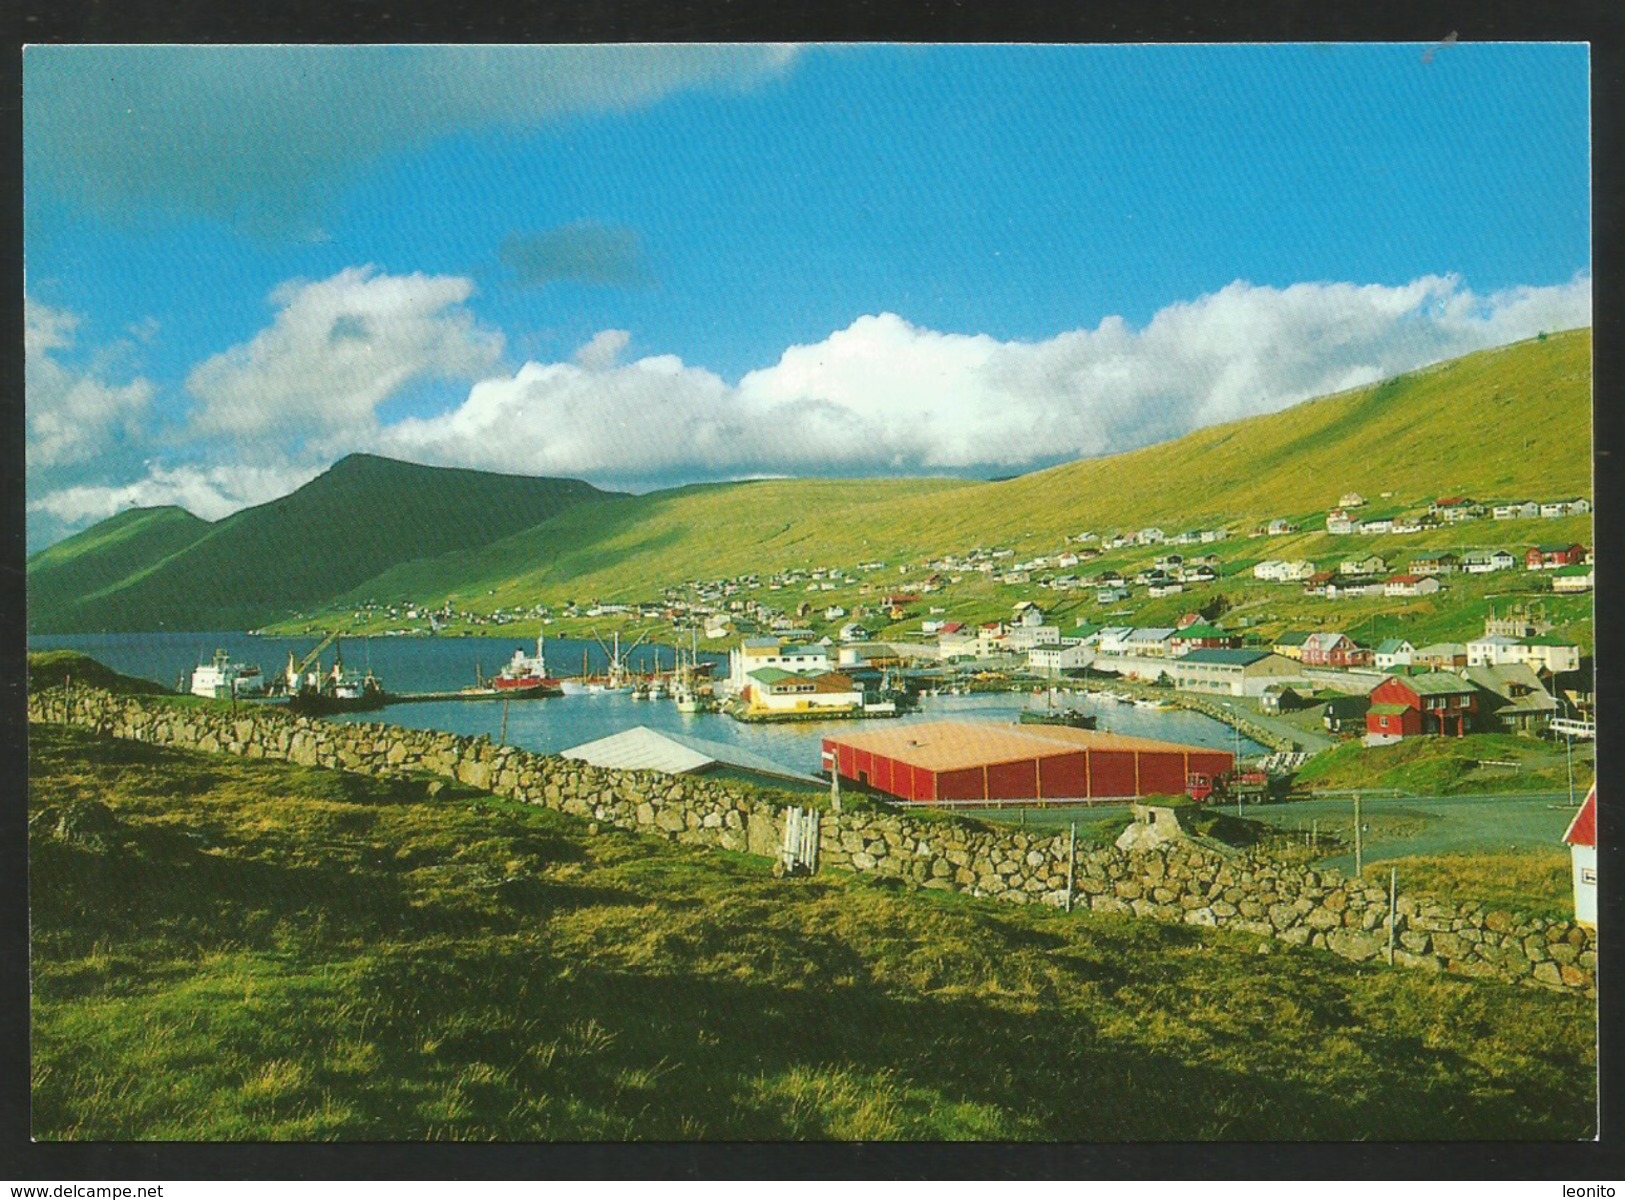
[30,723,1596,1141]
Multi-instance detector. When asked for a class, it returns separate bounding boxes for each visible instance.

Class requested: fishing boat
[283,634,388,714]
[487,634,563,698]
[1018,708,1098,730]
[187,648,268,699]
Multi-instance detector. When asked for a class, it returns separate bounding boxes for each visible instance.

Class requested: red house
[1526,544,1587,570]
[1301,632,1373,668]
[1365,673,1479,739]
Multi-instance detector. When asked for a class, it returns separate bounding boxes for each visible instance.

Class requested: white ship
[188,648,267,699]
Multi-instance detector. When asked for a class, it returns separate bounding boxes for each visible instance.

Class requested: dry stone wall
[29,686,1596,996]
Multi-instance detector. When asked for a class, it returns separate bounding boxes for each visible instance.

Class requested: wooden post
[1387,866,1397,965]
[1311,818,1318,851]
[1065,822,1077,913]
[499,696,510,747]
[1353,791,1363,880]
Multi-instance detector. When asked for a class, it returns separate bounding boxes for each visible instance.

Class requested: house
[1267,518,1296,536]
[1094,626,1137,657]
[1012,601,1046,627]
[1302,571,1336,596]
[1563,786,1596,928]
[1028,641,1096,676]
[1169,623,1242,657]
[1409,552,1460,576]
[1338,491,1368,508]
[838,623,872,643]
[1493,501,1540,520]
[1137,527,1167,545]
[1340,554,1387,575]
[1154,553,1185,572]
[1147,580,1184,598]
[1464,663,1558,736]
[1007,623,1062,651]
[1125,627,1178,658]
[1096,585,1132,604]
[1551,564,1594,594]
[728,637,831,690]
[1365,672,1479,741]
[1325,577,1384,599]
[1373,639,1415,670]
[743,668,864,715]
[1412,642,1468,670]
[1462,549,1516,574]
[1385,574,1442,598]
[1180,565,1218,584]
[1358,513,1398,534]
[1431,497,1484,522]
[1526,544,1587,570]
[1518,635,1583,676]
[1258,683,1311,714]
[1272,631,1312,661]
[1467,635,1525,668]
[1301,632,1373,668]
[1252,560,1286,581]
[823,605,848,620]
[1171,648,1309,697]
[1326,508,1361,535]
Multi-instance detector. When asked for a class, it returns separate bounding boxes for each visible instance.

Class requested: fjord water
[30,631,1268,776]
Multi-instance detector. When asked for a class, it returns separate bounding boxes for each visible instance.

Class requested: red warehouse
[821,721,1234,804]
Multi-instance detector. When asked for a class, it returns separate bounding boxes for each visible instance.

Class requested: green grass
[1360,852,1574,922]
[1296,733,1595,796]
[30,722,1596,1141]
[27,650,180,696]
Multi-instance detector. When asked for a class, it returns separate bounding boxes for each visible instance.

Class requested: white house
[1384,574,1442,598]
[1125,627,1178,658]
[1326,508,1361,535]
[1096,585,1131,604]
[1563,786,1596,928]
[1462,550,1517,574]
[1467,636,1526,668]
[1095,626,1138,656]
[1552,566,1594,594]
[1518,636,1582,675]
[1137,527,1167,545]
[1028,641,1095,676]
[1373,639,1416,670]
[1007,623,1062,651]
[1338,491,1368,508]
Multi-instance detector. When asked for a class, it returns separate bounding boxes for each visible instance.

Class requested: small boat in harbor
[282,633,388,714]
[1018,708,1098,730]
[471,634,563,698]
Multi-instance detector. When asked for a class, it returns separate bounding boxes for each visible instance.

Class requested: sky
[23,43,1592,549]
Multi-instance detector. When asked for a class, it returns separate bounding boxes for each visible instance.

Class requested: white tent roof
[560,726,819,783]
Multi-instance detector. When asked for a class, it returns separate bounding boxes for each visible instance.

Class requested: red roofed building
[1366,673,1478,739]
[821,721,1233,804]
[1526,544,1587,570]
[1563,785,1596,927]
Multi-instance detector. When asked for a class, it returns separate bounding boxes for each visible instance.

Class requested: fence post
[1065,822,1077,913]
[1387,866,1397,965]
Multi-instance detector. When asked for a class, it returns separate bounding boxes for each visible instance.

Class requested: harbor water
[30,632,1271,777]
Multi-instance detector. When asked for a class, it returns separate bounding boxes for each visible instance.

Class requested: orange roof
[1563,784,1596,848]
[825,720,1232,773]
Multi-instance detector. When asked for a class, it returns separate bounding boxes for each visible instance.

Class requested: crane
[284,627,345,692]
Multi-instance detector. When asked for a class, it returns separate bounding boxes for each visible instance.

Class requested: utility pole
[498,696,510,747]
[1387,866,1397,965]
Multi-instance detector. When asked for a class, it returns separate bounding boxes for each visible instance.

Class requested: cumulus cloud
[372,272,1592,487]
[25,45,801,228]
[501,224,648,289]
[25,296,156,472]
[573,329,634,370]
[185,266,505,439]
[28,461,325,528]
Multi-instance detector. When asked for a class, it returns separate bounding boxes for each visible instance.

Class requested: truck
[1186,768,1284,806]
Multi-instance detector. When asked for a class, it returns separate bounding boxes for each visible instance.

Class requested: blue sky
[24,43,1592,547]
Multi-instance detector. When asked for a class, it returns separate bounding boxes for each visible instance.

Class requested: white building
[1563,786,1596,928]
[1467,636,1526,668]
[1028,642,1095,676]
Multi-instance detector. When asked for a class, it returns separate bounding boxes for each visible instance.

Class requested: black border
[4,0,1622,1182]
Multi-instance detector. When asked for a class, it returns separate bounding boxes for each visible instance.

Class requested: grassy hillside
[27,506,212,624]
[28,455,618,633]
[30,722,1596,1140]
[1296,733,1594,796]
[316,329,1593,625]
[33,330,1593,636]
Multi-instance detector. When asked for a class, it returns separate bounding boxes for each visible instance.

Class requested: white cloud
[185,266,505,439]
[573,329,633,370]
[28,461,323,527]
[25,296,156,471]
[372,272,1592,486]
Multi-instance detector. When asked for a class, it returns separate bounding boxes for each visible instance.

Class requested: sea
[29,632,1271,777]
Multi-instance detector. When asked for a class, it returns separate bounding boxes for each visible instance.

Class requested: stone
[1276,926,1312,946]
[1560,964,1589,988]
[1393,950,1442,972]
[1325,928,1383,963]
[1268,903,1299,930]
[851,852,876,871]
[1184,907,1217,927]
[1399,931,1431,954]
[1532,961,1564,988]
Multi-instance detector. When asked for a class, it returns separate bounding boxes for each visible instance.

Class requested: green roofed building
[1171,648,1308,698]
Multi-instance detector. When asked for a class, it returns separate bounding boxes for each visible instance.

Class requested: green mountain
[31,329,1592,633]
[27,455,616,633]
[335,329,1594,614]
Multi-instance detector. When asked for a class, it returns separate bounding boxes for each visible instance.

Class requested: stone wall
[28,686,1595,996]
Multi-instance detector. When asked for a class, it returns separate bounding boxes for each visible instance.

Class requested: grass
[1296,733,1595,796]
[27,649,180,696]
[29,722,1596,1141]
[1361,852,1574,922]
